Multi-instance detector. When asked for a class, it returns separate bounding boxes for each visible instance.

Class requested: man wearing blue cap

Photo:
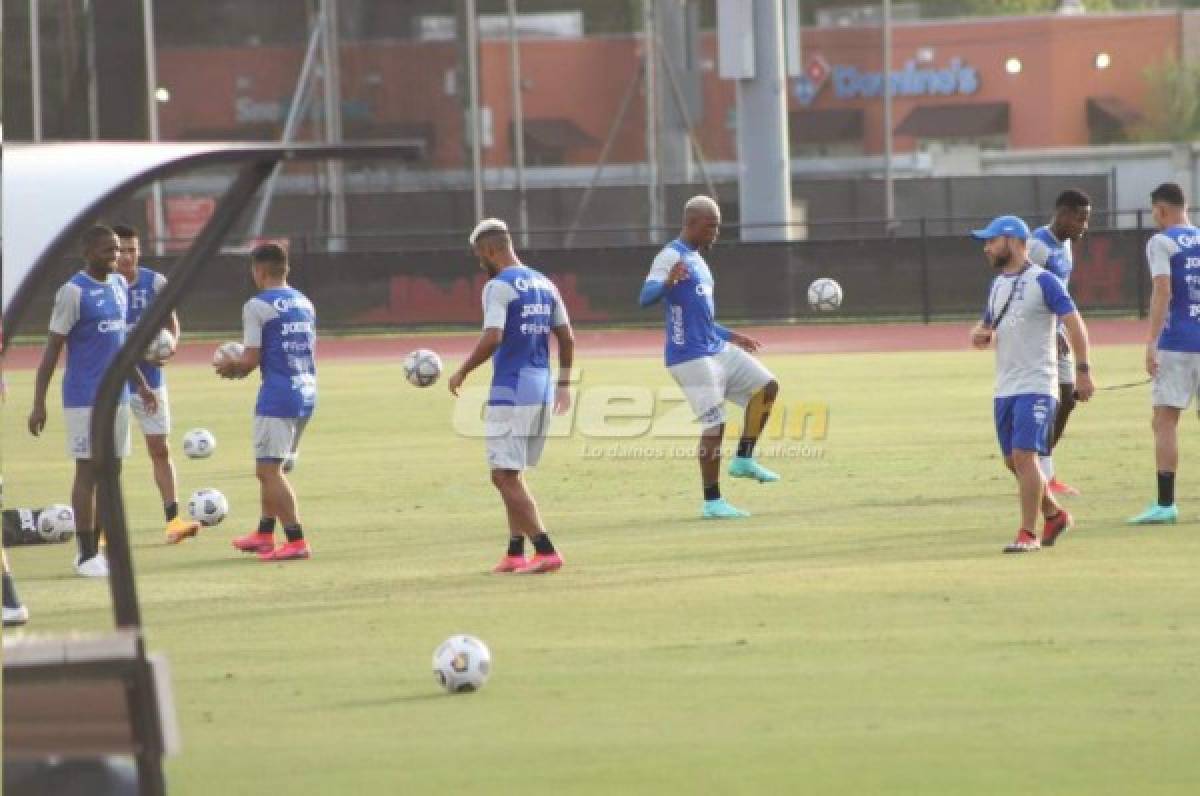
[969,215,1095,553]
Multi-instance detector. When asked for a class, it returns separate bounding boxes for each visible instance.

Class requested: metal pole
[507,0,529,247]
[85,0,99,139]
[883,0,896,230]
[319,0,346,251]
[643,0,661,237]
[142,0,167,255]
[30,0,43,141]
[466,0,485,220]
[735,0,793,242]
[248,15,325,241]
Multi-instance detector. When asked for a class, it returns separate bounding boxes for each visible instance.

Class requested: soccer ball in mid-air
[144,328,176,362]
[807,277,843,312]
[182,428,217,459]
[212,341,245,366]
[432,634,492,693]
[187,488,229,527]
[403,349,443,388]
[36,504,76,543]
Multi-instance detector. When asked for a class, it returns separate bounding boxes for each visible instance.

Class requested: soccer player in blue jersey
[969,216,1094,553]
[448,218,574,574]
[27,225,159,577]
[216,244,317,561]
[1129,183,1200,525]
[1025,190,1092,497]
[639,196,780,520]
[112,224,200,544]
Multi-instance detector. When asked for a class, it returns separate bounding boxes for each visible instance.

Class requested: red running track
[2,319,1147,368]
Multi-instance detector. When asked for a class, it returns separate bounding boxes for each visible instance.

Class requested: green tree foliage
[1137,56,1200,143]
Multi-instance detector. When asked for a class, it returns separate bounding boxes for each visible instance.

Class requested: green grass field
[4,343,1199,794]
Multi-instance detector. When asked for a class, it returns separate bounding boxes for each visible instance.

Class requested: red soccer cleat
[258,540,311,562]
[232,532,275,554]
[492,555,527,573]
[1041,509,1073,547]
[1003,529,1041,554]
[1047,478,1081,497]
[514,552,563,574]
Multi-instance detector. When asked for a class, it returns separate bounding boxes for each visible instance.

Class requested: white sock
[1039,455,1055,480]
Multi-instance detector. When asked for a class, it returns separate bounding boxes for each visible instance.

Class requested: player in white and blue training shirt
[640,196,780,520]
[449,218,574,574]
[1129,183,1200,525]
[112,224,200,545]
[216,244,317,562]
[969,215,1094,553]
[1025,190,1092,497]
[28,225,159,578]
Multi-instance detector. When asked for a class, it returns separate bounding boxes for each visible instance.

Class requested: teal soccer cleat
[1127,504,1178,525]
[728,456,780,483]
[702,498,750,519]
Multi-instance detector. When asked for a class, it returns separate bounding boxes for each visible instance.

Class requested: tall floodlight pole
[507,0,529,246]
[466,0,485,221]
[30,0,43,141]
[733,0,792,242]
[142,0,166,255]
[643,0,662,235]
[883,0,896,230]
[319,0,346,251]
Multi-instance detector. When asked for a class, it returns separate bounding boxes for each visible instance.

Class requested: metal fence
[15,210,1197,336]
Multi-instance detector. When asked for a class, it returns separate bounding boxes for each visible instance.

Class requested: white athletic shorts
[485,404,551,471]
[64,404,132,460]
[1152,351,1200,409]
[254,416,310,461]
[667,346,775,428]
[130,386,171,436]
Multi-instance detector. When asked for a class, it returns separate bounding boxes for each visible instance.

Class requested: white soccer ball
[144,328,176,362]
[432,634,492,694]
[182,428,217,459]
[807,277,843,312]
[403,349,443,388]
[36,504,76,543]
[187,488,229,527]
[213,341,245,366]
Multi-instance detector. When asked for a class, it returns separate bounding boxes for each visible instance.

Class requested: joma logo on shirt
[513,275,554,293]
[273,296,312,313]
[1177,234,1200,249]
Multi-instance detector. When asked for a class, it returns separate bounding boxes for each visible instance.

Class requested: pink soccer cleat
[492,555,527,573]
[232,532,275,554]
[514,552,563,574]
[258,540,311,562]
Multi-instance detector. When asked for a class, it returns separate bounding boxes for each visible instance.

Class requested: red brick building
[156,10,1191,168]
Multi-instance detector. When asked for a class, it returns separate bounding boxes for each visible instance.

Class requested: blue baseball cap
[970,215,1030,241]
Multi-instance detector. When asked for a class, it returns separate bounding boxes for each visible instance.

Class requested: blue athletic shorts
[993,394,1058,457]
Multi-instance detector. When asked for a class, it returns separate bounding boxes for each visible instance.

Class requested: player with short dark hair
[1129,183,1200,525]
[640,196,781,520]
[969,215,1094,552]
[448,218,574,574]
[1025,189,1092,496]
[112,224,200,544]
[217,243,317,561]
[27,225,159,577]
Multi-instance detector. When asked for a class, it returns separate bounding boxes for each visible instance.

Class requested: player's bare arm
[1061,312,1094,401]
[727,330,762,353]
[552,322,575,415]
[131,367,159,415]
[28,332,66,435]
[969,322,993,349]
[1144,274,1171,377]
[448,329,503,396]
[216,346,261,380]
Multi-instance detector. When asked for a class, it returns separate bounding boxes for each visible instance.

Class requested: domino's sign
[794,54,980,106]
